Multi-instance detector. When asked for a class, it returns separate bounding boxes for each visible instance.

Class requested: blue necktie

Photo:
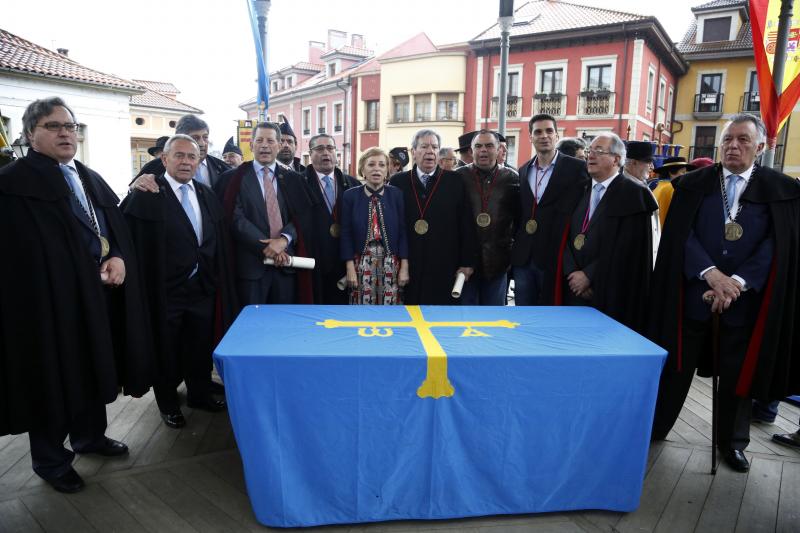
[589,183,604,219]
[194,164,208,186]
[726,174,741,216]
[60,164,89,213]
[323,175,335,213]
[179,183,201,244]
[420,174,430,188]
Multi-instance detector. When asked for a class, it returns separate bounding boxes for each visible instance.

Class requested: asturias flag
[750,0,800,145]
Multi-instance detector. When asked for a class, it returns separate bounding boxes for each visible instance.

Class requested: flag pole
[761,0,794,169]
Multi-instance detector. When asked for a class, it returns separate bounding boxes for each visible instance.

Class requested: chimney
[56,48,69,57]
[308,40,325,65]
[327,29,347,50]
[351,34,365,49]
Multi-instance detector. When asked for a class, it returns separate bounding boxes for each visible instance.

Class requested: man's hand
[346,261,358,289]
[99,257,126,286]
[703,268,741,311]
[260,237,290,266]
[567,270,591,297]
[456,266,474,281]
[130,174,159,193]
[399,259,410,287]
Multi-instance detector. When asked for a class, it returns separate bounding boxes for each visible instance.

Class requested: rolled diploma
[337,276,347,290]
[451,271,466,298]
[262,256,316,269]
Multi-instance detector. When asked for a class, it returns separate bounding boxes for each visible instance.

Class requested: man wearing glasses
[558,132,657,333]
[437,147,458,171]
[301,134,359,304]
[0,97,152,493]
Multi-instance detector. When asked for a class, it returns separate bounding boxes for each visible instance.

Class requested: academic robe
[647,164,800,400]
[120,175,239,384]
[0,150,153,436]
[390,166,478,305]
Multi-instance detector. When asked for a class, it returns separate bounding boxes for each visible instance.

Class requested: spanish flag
[750,0,800,145]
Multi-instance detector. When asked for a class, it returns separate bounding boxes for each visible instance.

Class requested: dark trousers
[320,268,348,305]
[461,272,508,306]
[237,267,296,305]
[154,279,215,414]
[29,401,108,479]
[512,264,544,306]
[652,318,752,451]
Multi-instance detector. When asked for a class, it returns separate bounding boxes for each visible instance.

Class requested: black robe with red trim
[647,164,800,400]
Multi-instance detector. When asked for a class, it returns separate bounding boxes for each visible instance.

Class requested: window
[365,100,379,130]
[302,108,311,136]
[393,96,409,122]
[334,103,343,132]
[539,69,563,94]
[415,95,431,121]
[646,70,655,110]
[587,65,612,90]
[317,106,327,134]
[495,71,520,96]
[700,73,722,94]
[703,17,731,43]
[693,126,717,159]
[505,135,517,167]
[697,73,723,112]
[658,79,667,109]
[666,87,674,126]
[327,63,337,77]
[286,76,294,88]
[745,71,760,111]
[436,93,458,120]
[135,117,145,126]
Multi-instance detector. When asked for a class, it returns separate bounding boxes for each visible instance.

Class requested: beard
[277,151,294,165]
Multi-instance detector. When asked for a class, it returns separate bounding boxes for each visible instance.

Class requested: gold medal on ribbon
[573,233,586,250]
[724,222,743,241]
[525,219,538,234]
[414,219,429,235]
[476,212,491,227]
[99,235,110,258]
[329,223,340,238]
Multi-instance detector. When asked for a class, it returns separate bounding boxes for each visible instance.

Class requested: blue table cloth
[214,305,667,527]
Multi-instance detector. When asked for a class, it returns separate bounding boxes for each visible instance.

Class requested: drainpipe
[651,57,663,141]
[616,23,629,136]
[336,77,350,173]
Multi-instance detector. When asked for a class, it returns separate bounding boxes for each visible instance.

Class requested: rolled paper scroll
[451,271,466,298]
[263,256,316,269]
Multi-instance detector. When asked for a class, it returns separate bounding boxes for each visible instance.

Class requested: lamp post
[497,0,514,136]
[253,0,271,121]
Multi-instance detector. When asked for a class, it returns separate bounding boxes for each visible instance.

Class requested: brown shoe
[772,431,800,449]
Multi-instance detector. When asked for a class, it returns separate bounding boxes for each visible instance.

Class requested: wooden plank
[101,476,195,532]
[131,414,184,467]
[575,510,623,532]
[0,499,44,532]
[0,449,37,498]
[164,408,214,462]
[669,416,709,446]
[616,445,692,532]
[735,457,782,533]
[135,469,250,532]
[647,440,666,473]
[653,448,714,532]
[777,460,800,533]
[750,423,800,458]
[675,404,712,445]
[0,434,31,479]
[200,452,246,493]
[20,492,94,533]
[196,411,235,455]
[68,483,145,533]
[105,391,155,443]
[99,400,162,474]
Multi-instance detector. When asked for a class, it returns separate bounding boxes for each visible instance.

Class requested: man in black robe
[277,121,305,173]
[649,114,800,472]
[301,134,359,304]
[557,132,656,332]
[0,97,153,493]
[390,129,477,304]
[122,135,238,429]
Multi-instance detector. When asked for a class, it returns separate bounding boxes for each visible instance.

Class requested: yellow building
[370,34,467,155]
[673,0,797,176]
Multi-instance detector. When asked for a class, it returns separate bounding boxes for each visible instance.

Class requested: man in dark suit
[220,122,314,305]
[302,134,359,304]
[131,114,231,189]
[0,97,153,493]
[511,113,589,305]
[277,121,305,173]
[649,114,800,473]
[559,132,656,332]
[122,135,237,429]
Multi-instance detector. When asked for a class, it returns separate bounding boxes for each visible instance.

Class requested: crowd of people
[1,96,799,494]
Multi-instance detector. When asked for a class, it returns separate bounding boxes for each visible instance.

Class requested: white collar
[164,172,195,194]
[722,164,755,182]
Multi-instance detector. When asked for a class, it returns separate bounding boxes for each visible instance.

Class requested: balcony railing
[688,145,717,161]
[318,127,326,134]
[334,125,342,132]
[533,93,566,116]
[490,96,522,119]
[579,91,614,116]
[303,128,310,135]
[741,91,761,112]
[694,93,724,115]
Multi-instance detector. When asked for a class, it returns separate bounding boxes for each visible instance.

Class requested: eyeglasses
[586,148,615,157]
[36,122,79,132]
[310,145,336,153]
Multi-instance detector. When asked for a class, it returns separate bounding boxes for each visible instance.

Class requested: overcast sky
[3,0,700,151]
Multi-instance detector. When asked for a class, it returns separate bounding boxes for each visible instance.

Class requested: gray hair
[594,132,626,167]
[252,121,282,141]
[556,137,586,158]
[163,134,199,154]
[722,113,767,144]
[470,129,500,150]
[438,147,455,158]
[22,97,76,144]
[411,129,441,149]
[309,134,336,149]
[175,114,209,135]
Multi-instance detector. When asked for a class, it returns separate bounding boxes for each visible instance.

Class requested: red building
[465,0,687,167]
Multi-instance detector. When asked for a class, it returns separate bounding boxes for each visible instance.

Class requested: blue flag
[246,0,269,117]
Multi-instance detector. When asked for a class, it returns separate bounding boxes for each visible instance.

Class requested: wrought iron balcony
[533,93,565,116]
[490,96,522,119]
[741,91,761,112]
[579,91,614,116]
[693,93,724,116]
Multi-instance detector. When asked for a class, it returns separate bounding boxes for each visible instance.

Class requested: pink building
[464,0,687,167]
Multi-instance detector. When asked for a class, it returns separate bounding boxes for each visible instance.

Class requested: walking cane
[704,292,720,475]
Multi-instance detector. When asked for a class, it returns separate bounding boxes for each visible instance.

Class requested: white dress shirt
[164,172,203,243]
